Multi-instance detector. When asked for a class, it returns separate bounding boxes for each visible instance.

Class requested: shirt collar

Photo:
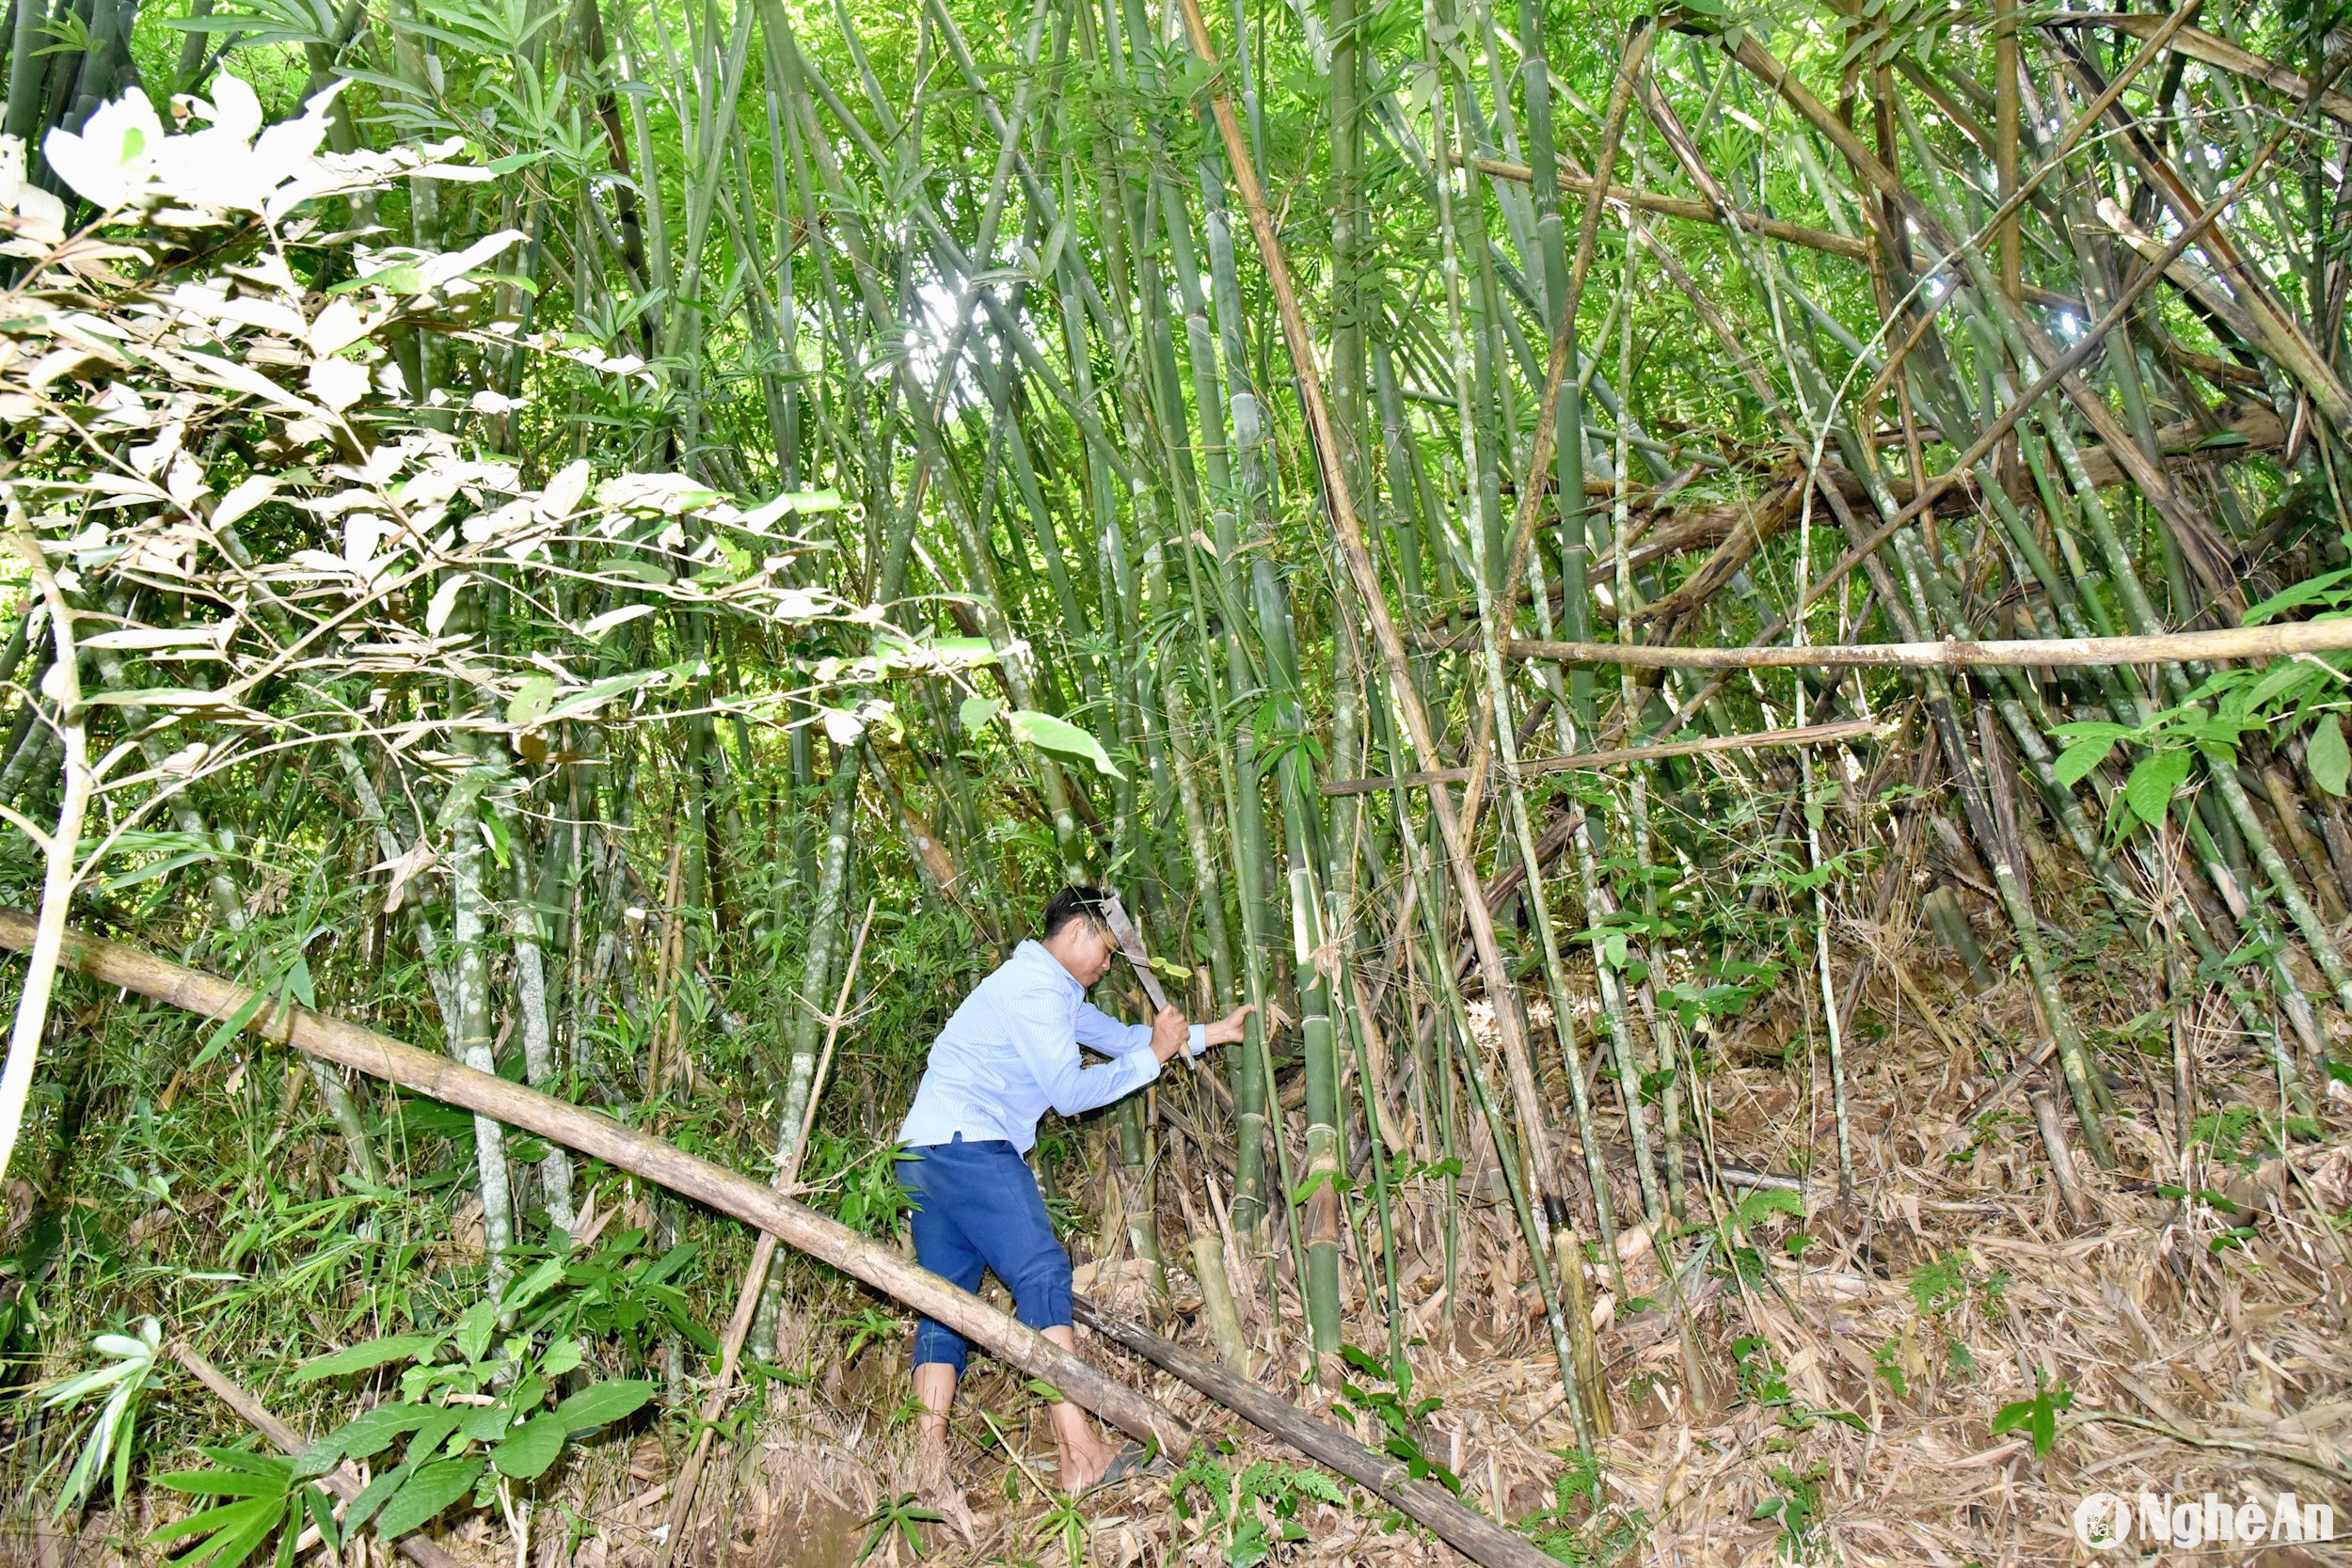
[1016,938,1082,992]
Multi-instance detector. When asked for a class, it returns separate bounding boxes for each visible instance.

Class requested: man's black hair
[1041,885,1111,941]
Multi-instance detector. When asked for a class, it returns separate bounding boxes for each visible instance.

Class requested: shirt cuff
[1187,1023,1207,1056]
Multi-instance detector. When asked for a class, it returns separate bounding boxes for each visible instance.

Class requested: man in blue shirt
[898,885,1252,1496]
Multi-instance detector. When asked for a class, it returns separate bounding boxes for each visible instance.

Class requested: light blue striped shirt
[898,940,1204,1153]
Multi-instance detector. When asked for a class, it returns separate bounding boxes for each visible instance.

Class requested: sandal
[1088,1441,1171,1492]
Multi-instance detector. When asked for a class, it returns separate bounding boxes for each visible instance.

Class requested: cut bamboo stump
[1188,1231,1251,1376]
[2,913,1559,1568]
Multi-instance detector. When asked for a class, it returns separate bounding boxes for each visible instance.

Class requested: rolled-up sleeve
[1011,983,1160,1117]
[1075,999,1208,1059]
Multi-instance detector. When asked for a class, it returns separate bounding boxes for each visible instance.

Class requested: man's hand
[1150,1005,1190,1064]
[1202,1002,1255,1048]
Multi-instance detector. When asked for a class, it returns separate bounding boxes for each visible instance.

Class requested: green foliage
[2191,1104,2322,1170]
[1518,1447,1648,1565]
[802,1134,914,1237]
[1726,1338,1867,1434]
[1750,1462,1827,1560]
[40,1317,163,1517]
[147,1449,335,1568]
[1168,1448,1348,1567]
[856,1493,941,1562]
[1332,1343,1458,1495]
[1870,1339,1908,1401]
[1990,1378,2075,1459]
[150,1244,676,1547]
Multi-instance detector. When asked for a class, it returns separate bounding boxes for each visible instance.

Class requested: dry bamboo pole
[2044,11,2352,128]
[1492,619,2352,669]
[7,914,1560,1568]
[1323,719,1891,793]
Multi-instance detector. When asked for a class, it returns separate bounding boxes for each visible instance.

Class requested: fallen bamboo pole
[1,913,1557,1568]
[0,910,1187,1454]
[1322,718,1889,795]
[1491,618,2352,671]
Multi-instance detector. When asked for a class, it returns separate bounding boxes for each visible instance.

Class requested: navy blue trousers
[898,1134,1073,1374]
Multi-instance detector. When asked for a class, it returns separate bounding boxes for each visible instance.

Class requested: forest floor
[13,919,2351,1568]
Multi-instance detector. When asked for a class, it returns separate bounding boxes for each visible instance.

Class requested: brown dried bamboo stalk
[2045,11,2352,127]
[1463,150,2080,313]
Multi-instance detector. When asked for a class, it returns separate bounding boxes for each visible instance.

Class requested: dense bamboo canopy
[3,0,2351,1560]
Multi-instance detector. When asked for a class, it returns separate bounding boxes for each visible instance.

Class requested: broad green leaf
[505,676,556,728]
[958,695,1001,734]
[1005,708,1122,779]
[2051,736,2114,790]
[454,1299,498,1365]
[552,1378,656,1433]
[1731,1187,1806,1228]
[293,1335,440,1384]
[312,1402,434,1466]
[460,1402,514,1443]
[373,1457,484,1540]
[2310,715,2349,797]
[488,1414,566,1481]
[501,1256,566,1313]
[2123,749,2193,825]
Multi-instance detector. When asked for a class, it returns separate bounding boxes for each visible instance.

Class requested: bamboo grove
[3,0,2352,1555]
